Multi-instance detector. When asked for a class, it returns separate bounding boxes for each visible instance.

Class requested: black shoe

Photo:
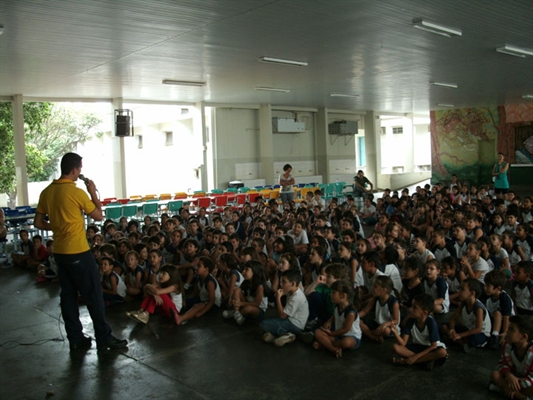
[97,335,128,351]
[488,335,501,350]
[69,335,92,351]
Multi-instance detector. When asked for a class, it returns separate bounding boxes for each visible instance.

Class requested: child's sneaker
[263,332,276,343]
[135,310,149,324]
[300,331,315,344]
[273,332,296,347]
[222,310,235,319]
[488,335,500,350]
[234,311,245,326]
[488,382,501,392]
[463,343,475,354]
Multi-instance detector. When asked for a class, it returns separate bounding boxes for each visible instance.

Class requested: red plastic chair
[213,195,228,212]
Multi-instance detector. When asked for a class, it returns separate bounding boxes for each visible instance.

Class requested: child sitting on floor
[260,269,309,347]
[441,256,465,307]
[392,293,447,371]
[423,259,450,315]
[37,239,58,281]
[442,278,491,353]
[400,257,425,313]
[100,256,126,307]
[224,260,268,325]
[484,269,515,350]
[179,257,221,325]
[127,264,183,325]
[512,261,533,316]
[12,230,38,269]
[124,250,144,301]
[489,315,533,399]
[313,280,362,358]
[305,263,348,327]
[359,275,400,343]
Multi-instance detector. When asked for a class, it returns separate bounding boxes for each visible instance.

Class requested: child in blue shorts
[392,293,447,370]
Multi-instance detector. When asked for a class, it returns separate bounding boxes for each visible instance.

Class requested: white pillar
[12,95,29,206]
[195,102,208,192]
[363,111,382,189]
[316,108,329,182]
[111,99,126,198]
[259,105,274,185]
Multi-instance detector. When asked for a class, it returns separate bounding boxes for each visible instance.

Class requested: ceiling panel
[0,0,531,112]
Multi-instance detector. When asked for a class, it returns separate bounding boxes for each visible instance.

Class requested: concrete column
[195,102,208,192]
[12,95,29,206]
[258,104,274,185]
[363,111,382,189]
[315,108,329,181]
[111,99,126,198]
[405,113,415,173]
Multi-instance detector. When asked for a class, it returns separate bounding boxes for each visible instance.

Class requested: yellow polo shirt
[36,179,96,254]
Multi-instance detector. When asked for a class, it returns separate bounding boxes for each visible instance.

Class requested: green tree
[0,102,102,207]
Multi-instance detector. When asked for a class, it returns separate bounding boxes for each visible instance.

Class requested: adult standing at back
[34,153,127,352]
[492,152,510,199]
[353,170,373,199]
[279,164,295,204]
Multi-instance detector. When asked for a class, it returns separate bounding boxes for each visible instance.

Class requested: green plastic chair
[105,206,122,220]
[225,187,238,193]
[210,189,224,195]
[121,205,138,219]
[142,202,158,217]
[168,200,183,213]
[322,183,335,200]
[238,187,250,193]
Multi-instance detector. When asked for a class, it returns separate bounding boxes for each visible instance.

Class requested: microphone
[79,174,89,184]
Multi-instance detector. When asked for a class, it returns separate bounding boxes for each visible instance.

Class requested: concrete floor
[0,266,504,400]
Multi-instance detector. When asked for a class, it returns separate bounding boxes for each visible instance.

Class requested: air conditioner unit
[328,120,358,135]
[272,117,306,133]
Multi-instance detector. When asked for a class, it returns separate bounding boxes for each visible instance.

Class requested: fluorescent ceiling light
[412,18,462,37]
[330,93,359,98]
[431,81,458,89]
[254,86,290,93]
[523,94,533,99]
[436,103,455,108]
[162,79,206,86]
[259,56,308,67]
[496,45,533,58]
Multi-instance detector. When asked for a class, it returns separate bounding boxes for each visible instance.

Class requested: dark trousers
[56,251,112,345]
[307,292,331,324]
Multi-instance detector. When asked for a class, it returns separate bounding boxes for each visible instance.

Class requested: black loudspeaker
[116,115,130,137]
[114,109,134,137]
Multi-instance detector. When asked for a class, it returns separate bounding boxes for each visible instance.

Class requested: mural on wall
[514,126,533,164]
[431,107,499,185]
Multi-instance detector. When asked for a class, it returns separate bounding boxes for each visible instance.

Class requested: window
[165,131,173,146]
[358,136,366,167]
[392,126,403,134]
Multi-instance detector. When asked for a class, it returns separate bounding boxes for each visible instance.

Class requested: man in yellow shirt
[35,153,127,351]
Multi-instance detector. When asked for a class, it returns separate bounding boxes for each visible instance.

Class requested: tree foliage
[0,102,102,205]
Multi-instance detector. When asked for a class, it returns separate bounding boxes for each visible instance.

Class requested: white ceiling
[0,0,532,113]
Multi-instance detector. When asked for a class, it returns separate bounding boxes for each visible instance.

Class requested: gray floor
[0,266,503,400]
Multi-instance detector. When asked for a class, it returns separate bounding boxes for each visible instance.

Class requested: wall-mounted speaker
[114,109,134,137]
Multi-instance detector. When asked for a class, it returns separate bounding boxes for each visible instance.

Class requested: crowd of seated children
[18,179,533,384]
